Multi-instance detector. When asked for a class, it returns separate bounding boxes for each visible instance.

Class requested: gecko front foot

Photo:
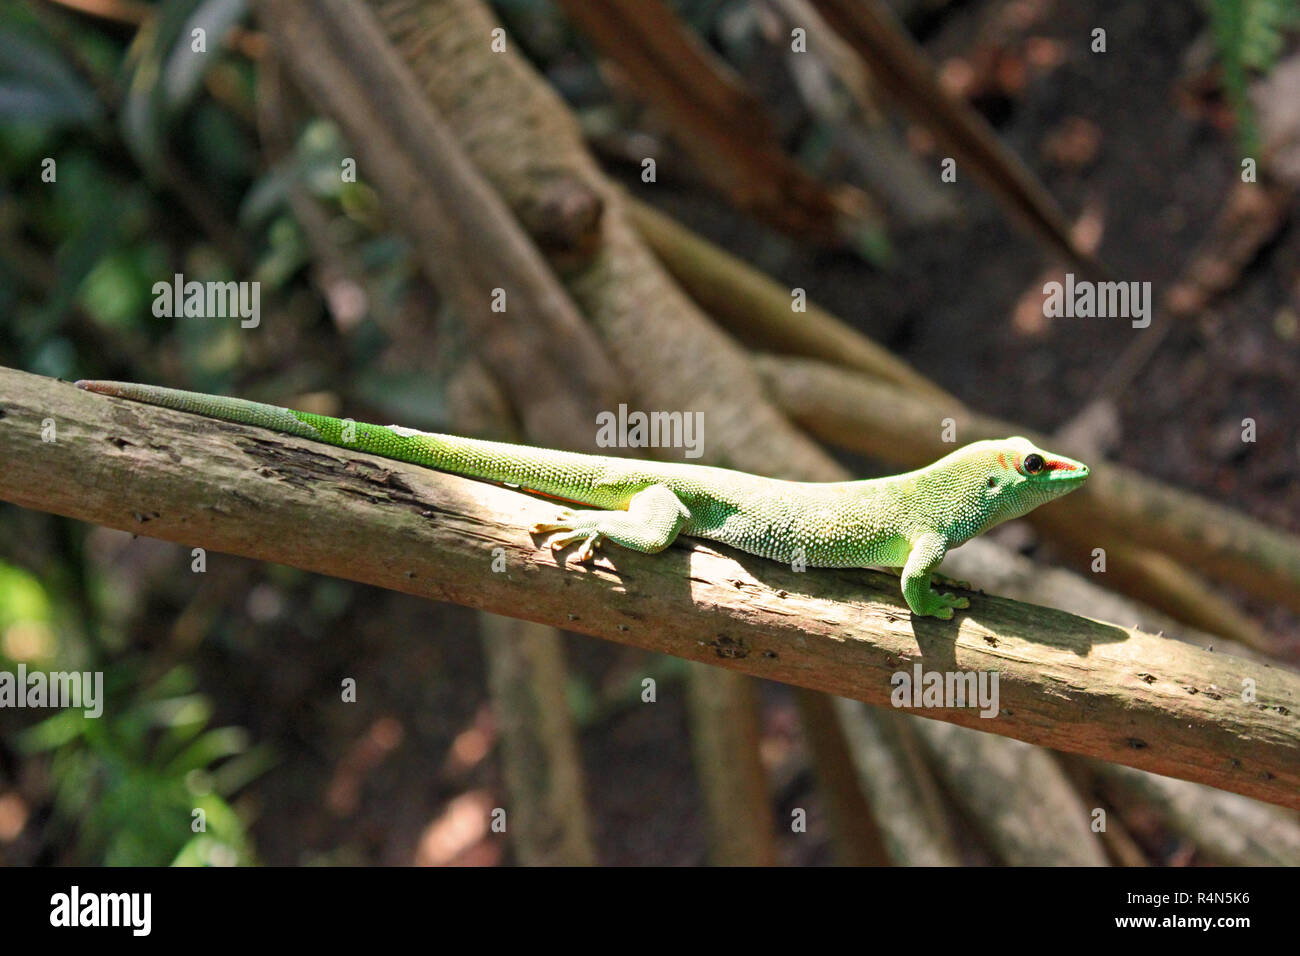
[900,533,972,620]
[916,591,970,620]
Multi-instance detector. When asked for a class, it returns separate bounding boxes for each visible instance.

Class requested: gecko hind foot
[530,509,576,535]
[530,486,690,562]
[543,528,603,562]
[531,510,605,562]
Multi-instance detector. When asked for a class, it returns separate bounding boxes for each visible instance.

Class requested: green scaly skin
[76,381,1090,619]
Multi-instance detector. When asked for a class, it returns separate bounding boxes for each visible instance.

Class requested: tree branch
[2,366,1297,808]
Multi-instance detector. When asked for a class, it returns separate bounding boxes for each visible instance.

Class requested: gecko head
[972,436,1090,526]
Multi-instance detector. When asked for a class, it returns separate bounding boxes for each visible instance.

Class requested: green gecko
[75,381,1090,619]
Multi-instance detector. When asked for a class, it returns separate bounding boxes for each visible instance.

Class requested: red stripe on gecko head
[997,453,1007,469]
[1044,458,1078,472]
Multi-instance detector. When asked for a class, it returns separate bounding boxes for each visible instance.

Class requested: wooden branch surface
[2,367,1297,807]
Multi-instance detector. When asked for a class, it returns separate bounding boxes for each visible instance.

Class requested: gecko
[75,380,1090,619]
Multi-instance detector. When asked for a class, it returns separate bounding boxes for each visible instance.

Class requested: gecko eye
[1023,453,1045,474]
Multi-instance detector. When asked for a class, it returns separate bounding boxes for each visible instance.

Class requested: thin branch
[1091,760,1300,867]
[911,721,1107,865]
[832,698,962,864]
[793,688,891,865]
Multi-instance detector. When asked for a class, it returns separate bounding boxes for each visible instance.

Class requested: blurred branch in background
[625,195,952,402]
[552,0,879,247]
[480,616,596,866]
[1086,759,1300,867]
[805,0,1105,276]
[790,688,890,866]
[831,698,961,865]
[259,0,622,450]
[912,720,1108,866]
[685,665,778,866]
[758,0,961,231]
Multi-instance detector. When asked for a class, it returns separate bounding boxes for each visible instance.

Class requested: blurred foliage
[0,541,266,867]
[18,662,269,866]
[0,0,408,393]
[1208,0,1300,153]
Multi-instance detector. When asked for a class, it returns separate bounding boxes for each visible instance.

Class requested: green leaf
[165,726,249,776]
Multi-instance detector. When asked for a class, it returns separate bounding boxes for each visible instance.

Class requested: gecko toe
[937,592,970,612]
[542,527,603,560]
[573,533,602,562]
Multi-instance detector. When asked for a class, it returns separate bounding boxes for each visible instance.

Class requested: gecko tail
[72,379,636,507]
[76,380,131,397]
[75,379,327,440]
